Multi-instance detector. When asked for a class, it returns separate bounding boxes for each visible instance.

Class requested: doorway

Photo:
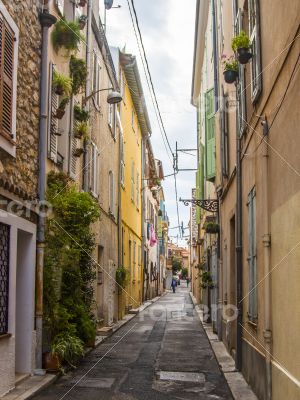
[15,229,35,375]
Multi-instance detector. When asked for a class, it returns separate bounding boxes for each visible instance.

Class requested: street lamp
[82,87,122,106]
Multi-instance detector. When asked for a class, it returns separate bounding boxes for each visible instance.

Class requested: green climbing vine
[43,172,100,365]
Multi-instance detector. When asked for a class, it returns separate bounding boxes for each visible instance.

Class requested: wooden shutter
[248,0,262,102]
[0,17,15,139]
[205,88,216,181]
[48,63,58,162]
[221,90,229,178]
[247,187,257,319]
[236,9,247,135]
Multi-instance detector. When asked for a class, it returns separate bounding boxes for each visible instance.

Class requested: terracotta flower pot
[54,108,65,119]
[237,47,252,64]
[43,352,61,371]
[79,0,87,6]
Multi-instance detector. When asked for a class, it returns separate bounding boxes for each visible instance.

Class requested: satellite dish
[104,0,114,9]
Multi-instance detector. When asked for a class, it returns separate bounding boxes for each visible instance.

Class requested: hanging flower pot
[78,0,87,6]
[222,55,238,84]
[231,31,252,64]
[78,15,88,30]
[74,121,88,139]
[52,71,72,96]
[54,97,69,119]
[237,47,253,64]
[73,148,84,157]
[223,69,238,84]
[52,18,83,53]
[204,222,219,234]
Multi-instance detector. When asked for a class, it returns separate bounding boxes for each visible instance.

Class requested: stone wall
[0,0,41,201]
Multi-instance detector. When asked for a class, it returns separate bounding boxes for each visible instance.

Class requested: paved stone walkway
[31,287,233,400]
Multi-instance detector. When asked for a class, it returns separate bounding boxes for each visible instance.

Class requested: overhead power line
[126,0,182,238]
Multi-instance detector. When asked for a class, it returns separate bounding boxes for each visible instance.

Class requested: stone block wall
[0,0,42,201]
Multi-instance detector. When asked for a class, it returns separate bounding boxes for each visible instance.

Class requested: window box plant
[52,18,83,53]
[222,55,238,83]
[74,121,88,139]
[74,104,89,122]
[73,148,84,157]
[70,56,88,95]
[204,222,219,234]
[78,15,88,30]
[231,31,252,64]
[54,97,69,119]
[52,71,72,96]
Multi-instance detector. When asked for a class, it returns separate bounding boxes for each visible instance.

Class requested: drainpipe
[83,0,92,191]
[236,111,243,371]
[36,11,57,371]
[262,120,272,400]
[141,136,146,301]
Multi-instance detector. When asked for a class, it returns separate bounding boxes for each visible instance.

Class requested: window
[131,161,135,202]
[234,9,247,135]
[136,171,140,209]
[138,245,142,266]
[109,170,115,215]
[248,0,262,102]
[220,88,229,178]
[92,51,100,106]
[90,142,98,196]
[247,187,257,321]
[205,88,216,181]
[131,109,135,131]
[120,133,125,187]
[0,8,19,156]
[0,222,9,335]
[133,241,136,266]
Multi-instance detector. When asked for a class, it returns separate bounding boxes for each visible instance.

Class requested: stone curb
[1,292,167,400]
[189,292,258,400]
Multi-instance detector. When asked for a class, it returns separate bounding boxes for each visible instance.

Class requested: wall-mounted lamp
[82,87,122,106]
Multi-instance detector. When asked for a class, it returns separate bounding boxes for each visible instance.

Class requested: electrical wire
[127,0,182,238]
[129,0,174,156]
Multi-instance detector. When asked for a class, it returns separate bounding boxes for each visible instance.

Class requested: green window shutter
[205,88,216,181]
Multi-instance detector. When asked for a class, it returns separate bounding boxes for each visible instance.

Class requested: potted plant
[116,266,128,289]
[201,271,214,289]
[73,148,85,157]
[74,121,88,139]
[70,56,88,95]
[78,15,88,30]
[231,30,252,64]
[43,351,61,371]
[51,332,84,369]
[54,97,69,119]
[52,71,73,96]
[52,18,84,53]
[204,222,219,234]
[222,55,238,83]
[74,104,89,122]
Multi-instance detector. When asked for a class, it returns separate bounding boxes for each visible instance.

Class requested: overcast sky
[105,0,197,246]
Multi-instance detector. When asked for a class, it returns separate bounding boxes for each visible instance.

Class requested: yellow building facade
[118,51,152,316]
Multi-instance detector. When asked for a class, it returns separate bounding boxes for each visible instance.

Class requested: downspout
[83,0,92,191]
[36,11,56,371]
[236,110,243,371]
[262,120,272,400]
[141,136,146,302]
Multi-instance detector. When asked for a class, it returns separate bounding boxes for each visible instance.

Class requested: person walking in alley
[171,277,177,293]
[186,276,190,287]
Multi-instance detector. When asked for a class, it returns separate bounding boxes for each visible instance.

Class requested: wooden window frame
[248,0,262,103]
[0,4,19,157]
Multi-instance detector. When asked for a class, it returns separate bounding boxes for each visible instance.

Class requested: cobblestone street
[31,287,233,400]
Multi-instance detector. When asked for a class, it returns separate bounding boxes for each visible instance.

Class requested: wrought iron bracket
[179,198,219,213]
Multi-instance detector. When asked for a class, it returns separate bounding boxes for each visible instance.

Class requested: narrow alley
[31,286,233,400]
